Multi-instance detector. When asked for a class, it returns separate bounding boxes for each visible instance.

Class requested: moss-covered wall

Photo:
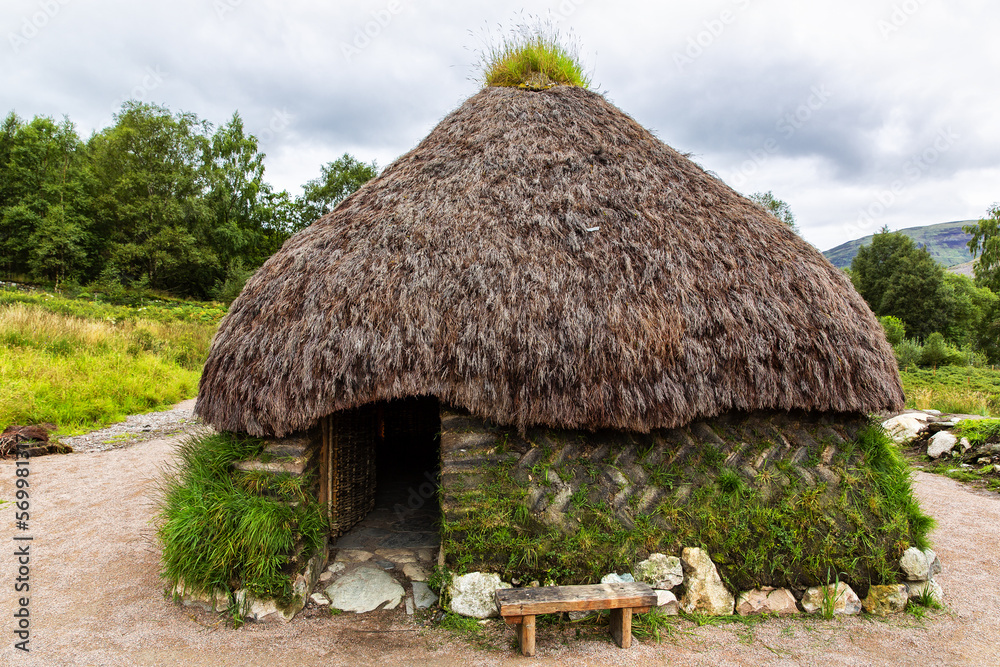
[439,408,931,596]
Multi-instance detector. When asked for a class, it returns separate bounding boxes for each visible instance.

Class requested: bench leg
[516,615,536,656]
[610,607,633,648]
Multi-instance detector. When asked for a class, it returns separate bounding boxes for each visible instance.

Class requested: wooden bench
[495,582,657,656]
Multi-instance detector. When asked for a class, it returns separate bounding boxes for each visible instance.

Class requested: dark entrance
[324,397,441,556]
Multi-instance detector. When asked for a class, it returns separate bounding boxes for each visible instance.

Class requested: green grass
[481,21,590,89]
[900,366,1000,416]
[0,287,221,434]
[157,432,326,610]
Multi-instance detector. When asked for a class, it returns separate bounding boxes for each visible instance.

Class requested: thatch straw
[196,85,903,437]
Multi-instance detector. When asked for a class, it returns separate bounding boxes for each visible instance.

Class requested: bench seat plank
[496,582,657,616]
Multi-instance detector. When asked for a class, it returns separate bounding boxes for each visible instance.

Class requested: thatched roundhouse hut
[196,85,917,589]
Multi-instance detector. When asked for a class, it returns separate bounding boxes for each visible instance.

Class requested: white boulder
[680,547,735,615]
[801,582,861,615]
[447,572,510,618]
[927,431,958,458]
[882,413,932,444]
[635,553,684,590]
[324,565,404,613]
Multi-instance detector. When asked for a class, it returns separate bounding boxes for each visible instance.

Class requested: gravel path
[58,399,205,453]
[1,408,998,666]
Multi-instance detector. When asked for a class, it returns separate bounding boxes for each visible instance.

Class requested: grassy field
[899,366,1000,417]
[0,287,224,435]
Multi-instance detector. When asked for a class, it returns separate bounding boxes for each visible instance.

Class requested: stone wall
[439,406,924,594]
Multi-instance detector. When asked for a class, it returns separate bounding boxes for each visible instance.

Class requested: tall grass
[480,19,590,89]
[158,432,326,606]
[900,366,1000,416]
[0,300,215,433]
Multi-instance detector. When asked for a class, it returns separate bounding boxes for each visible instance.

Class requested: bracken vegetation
[0,286,219,433]
[157,432,326,610]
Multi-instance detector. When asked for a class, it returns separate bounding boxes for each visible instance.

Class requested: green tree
[0,113,92,282]
[296,153,377,229]
[851,227,917,308]
[878,315,906,346]
[940,272,997,346]
[88,102,216,295]
[851,229,952,341]
[878,247,951,340]
[749,191,798,233]
[965,204,1000,293]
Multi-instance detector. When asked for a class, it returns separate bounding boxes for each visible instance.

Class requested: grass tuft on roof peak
[480,20,591,90]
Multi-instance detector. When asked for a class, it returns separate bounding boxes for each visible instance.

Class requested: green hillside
[823,220,977,268]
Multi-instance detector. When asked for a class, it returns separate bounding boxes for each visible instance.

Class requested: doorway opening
[328,396,441,558]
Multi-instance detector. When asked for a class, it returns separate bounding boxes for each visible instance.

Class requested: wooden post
[517,615,536,656]
[319,416,330,521]
[609,607,632,649]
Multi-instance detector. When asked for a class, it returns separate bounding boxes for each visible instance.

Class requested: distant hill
[823,220,977,269]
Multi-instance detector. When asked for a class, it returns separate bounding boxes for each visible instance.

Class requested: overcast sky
[3,0,996,251]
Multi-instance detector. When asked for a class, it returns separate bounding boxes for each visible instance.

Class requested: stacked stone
[442,546,944,620]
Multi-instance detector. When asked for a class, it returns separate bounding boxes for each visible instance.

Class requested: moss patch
[440,412,932,596]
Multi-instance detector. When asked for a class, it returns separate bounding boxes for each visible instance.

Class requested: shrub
[893,339,923,369]
[920,332,965,368]
[879,315,906,346]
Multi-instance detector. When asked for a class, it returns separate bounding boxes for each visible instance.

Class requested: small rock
[402,563,429,582]
[654,589,679,615]
[324,566,404,613]
[405,595,414,615]
[568,610,595,621]
[862,584,908,616]
[927,431,958,459]
[680,547,735,615]
[310,592,331,606]
[960,437,972,453]
[600,573,635,584]
[801,582,861,615]
[906,579,944,605]
[412,581,438,609]
[319,571,333,582]
[447,572,511,619]
[925,549,942,578]
[335,549,373,563]
[900,547,931,581]
[735,588,798,615]
[327,562,346,575]
[375,560,395,570]
[375,548,418,564]
[882,414,932,444]
[634,553,684,590]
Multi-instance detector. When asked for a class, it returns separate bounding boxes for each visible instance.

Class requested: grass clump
[480,20,590,89]
[157,432,326,611]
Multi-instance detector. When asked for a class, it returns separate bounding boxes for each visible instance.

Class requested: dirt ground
[2,415,999,666]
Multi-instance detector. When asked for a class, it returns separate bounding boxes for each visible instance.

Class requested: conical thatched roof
[196,85,903,437]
